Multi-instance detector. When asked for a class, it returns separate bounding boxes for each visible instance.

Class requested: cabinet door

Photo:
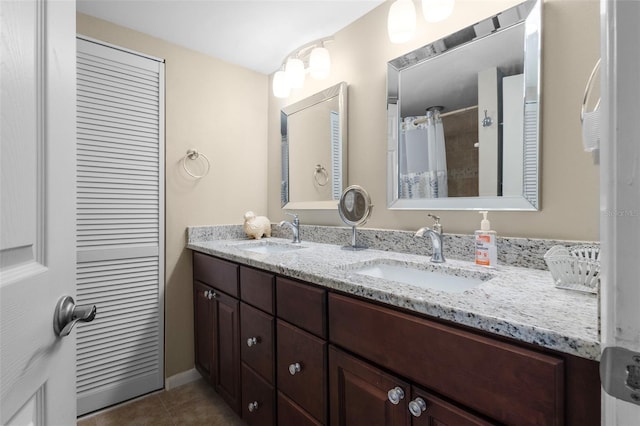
[409,387,496,426]
[193,281,213,381]
[213,290,241,414]
[329,346,410,426]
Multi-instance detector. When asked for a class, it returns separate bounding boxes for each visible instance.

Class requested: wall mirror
[281,82,348,210]
[387,0,541,211]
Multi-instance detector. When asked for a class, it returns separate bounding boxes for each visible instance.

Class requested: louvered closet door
[76,37,165,416]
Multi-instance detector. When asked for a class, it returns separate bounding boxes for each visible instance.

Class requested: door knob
[53,296,97,337]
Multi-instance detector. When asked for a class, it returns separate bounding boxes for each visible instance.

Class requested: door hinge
[601,346,640,406]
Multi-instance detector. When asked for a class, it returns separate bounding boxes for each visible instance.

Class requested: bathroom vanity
[188,230,600,426]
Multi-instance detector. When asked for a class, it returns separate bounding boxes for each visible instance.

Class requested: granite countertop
[187,236,600,361]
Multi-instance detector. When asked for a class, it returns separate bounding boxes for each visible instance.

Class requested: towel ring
[581,58,601,123]
[183,149,210,179]
[314,164,329,186]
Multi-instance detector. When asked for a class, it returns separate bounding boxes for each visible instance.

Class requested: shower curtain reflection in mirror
[399,108,448,198]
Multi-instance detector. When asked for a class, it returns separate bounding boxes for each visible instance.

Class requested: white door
[600,0,640,424]
[0,0,78,424]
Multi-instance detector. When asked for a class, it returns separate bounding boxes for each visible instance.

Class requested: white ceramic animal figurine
[243,211,272,239]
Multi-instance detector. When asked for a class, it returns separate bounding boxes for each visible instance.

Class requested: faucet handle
[427,213,442,234]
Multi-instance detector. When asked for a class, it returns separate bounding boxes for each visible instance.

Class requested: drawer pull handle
[387,386,405,405]
[248,401,259,412]
[204,290,217,300]
[247,337,259,347]
[408,397,427,417]
[288,362,302,375]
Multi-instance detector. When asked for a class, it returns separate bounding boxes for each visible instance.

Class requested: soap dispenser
[475,211,497,267]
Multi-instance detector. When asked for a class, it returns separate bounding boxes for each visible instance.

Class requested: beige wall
[77,0,599,381]
[267,0,600,241]
[77,13,269,377]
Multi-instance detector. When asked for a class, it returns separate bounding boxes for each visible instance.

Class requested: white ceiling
[77,0,385,75]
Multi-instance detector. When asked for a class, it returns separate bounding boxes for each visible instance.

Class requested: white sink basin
[235,241,303,254]
[352,261,491,293]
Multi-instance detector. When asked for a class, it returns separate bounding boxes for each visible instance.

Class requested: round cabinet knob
[288,362,302,375]
[408,397,427,417]
[248,401,259,412]
[387,386,405,405]
[246,337,259,347]
[203,290,210,298]
[209,291,217,300]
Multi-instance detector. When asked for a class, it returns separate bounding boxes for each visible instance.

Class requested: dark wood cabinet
[329,345,410,426]
[192,251,600,426]
[329,346,495,426]
[194,281,213,379]
[239,266,277,426]
[328,293,564,426]
[277,319,327,424]
[242,364,275,426]
[192,254,241,415]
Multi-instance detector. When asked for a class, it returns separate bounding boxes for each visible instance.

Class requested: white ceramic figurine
[243,211,272,239]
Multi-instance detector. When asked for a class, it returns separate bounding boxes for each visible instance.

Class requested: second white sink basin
[352,261,491,293]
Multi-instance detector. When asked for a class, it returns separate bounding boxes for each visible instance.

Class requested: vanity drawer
[328,293,564,426]
[278,392,322,426]
[193,252,239,297]
[276,277,326,338]
[277,320,327,424]
[240,266,274,314]
[242,364,275,426]
[240,302,274,384]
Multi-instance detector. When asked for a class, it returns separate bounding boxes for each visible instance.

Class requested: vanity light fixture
[285,57,305,89]
[273,37,334,99]
[309,45,331,80]
[272,68,291,98]
[388,0,417,43]
[388,0,455,43]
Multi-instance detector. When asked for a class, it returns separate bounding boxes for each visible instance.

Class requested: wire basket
[543,245,600,294]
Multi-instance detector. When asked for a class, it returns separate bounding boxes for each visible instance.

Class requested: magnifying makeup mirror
[338,185,373,250]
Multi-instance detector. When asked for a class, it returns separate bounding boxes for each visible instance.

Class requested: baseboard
[165,368,201,390]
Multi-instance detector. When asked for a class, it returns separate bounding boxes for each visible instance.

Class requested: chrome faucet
[415,213,445,263]
[279,213,301,243]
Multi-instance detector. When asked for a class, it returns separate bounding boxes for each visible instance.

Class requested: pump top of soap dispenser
[479,211,491,231]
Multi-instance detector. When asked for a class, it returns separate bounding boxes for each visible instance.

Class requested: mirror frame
[281,81,348,210]
[386,0,541,211]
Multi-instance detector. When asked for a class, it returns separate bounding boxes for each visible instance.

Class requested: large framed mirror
[387,0,541,211]
[281,82,348,210]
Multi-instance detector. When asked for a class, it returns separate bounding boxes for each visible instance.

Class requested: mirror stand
[337,185,373,251]
[344,225,367,251]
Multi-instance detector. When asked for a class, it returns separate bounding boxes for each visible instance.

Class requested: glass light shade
[422,0,455,23]
[272,70,290,98]
[388,0,416,44]
[309,47,331,80]
[285,57,305,89]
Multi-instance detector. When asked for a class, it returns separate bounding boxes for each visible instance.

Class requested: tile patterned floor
[77,379,246,426]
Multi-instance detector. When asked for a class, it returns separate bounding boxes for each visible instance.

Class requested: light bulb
[422,0,454,23]
[388,0,416,44]
[272,70,290,98]
[309,47,331,80]
[285,57,305,89]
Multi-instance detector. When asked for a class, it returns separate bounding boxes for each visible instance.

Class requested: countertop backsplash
[187,224,598,271]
